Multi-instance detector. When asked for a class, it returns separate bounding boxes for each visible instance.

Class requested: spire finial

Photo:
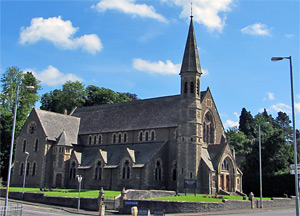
[190,2,193,19]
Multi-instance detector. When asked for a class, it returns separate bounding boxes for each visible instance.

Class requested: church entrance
[220,157,234,192]
[56,173,62,188]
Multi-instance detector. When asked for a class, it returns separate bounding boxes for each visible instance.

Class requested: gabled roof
[35,108,80,144]
[79,142,167,168]
[72,95,181,134]
[56,130,72,147]
[207,143,226,169]
[180,17,202,75]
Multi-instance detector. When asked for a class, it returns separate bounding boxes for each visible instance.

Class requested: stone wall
[121,197,296,214]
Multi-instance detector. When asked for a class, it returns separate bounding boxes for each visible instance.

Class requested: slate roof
[35,108,80,144]
[56,130,72,147]
[180,17,202,75]
[207,143,226,169]
[79,142,167,169]
[72,95,181,134]
[201,148,214,171]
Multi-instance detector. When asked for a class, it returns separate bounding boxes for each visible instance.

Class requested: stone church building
[12,17,243,194]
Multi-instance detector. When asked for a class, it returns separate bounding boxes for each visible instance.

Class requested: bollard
[131,206,138,216]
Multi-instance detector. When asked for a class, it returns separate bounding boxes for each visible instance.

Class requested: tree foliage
[0,67,41,179]
[40,82,138,114]
[226,108,298,196]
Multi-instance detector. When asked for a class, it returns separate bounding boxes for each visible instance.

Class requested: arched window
[94,161,102,180]
[26,162,30,176]
[151,130,155,141]
[113,134,116,144]
[122,160,130,179]
[34,139,39,152]
[203,112,214,144]
[70,161,76,179]
[145,131,149,141]
[123,133,127,143]
[184,82,188,93]
[23,139,26,152]
[32,162,36,176]
[98,135,102,144]
[190,81,194,93]
[155,160,162,181]
[88,136,92,145]
[197,79,200,96]
[93,135,97,145]
[139,132,143,142]
[20,163,24,176]
[118,133,122,143]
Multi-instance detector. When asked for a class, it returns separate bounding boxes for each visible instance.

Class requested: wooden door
[56,173,62,188]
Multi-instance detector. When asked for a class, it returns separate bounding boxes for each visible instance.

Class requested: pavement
[0,197,296,216]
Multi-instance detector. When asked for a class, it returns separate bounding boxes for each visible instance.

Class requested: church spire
[180,17,202,75]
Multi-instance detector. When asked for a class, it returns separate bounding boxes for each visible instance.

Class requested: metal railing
[0,204,23,216]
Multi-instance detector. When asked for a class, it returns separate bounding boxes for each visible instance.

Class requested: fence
[0,204,23,216]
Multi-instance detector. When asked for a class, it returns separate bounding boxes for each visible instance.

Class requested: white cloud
[92,0,167,23]
[268,103,291,114]
[263,92,275,101]
[133,58,181,75]
[241,23,271,36]
[202,69,209,76]
[133,58,209,76]
[224,119,239,128]
[233,112,239,119]
[20,16,102,54]
[26,65,83,86]
[161,0,235,32]
[296,102,300,114]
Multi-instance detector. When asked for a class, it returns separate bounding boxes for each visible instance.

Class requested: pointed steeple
[180,17,202,75]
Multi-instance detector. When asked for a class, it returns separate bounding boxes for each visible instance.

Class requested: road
[0,198,297,216]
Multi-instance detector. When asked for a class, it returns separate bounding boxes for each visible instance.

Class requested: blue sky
[1,0,299,129]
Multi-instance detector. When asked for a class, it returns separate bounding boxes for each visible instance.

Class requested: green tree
[226,127,252,154]
[0,67,41,180]
[239,108,255,138]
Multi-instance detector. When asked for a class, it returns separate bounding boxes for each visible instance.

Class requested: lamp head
[25,152,29,155]
[25,86,35,90]
[271,57,284,61]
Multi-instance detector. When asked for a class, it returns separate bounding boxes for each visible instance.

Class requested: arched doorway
[219,157,234,192]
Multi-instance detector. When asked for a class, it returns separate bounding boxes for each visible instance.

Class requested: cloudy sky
[1,0,299,129]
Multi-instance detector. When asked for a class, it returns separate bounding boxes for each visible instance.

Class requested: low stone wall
[121,197,296,214]
[0,189,101,211]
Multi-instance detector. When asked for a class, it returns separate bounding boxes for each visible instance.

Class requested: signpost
[184,179,197,196]
[290,164,300,175]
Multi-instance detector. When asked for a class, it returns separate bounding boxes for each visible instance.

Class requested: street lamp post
[4,85,34,216]
[271,56,298,216]
[22,152,29,199]
[77,175,83,211]
[258,122,269,208]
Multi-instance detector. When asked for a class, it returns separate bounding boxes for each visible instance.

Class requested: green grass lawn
[0,187,120,198]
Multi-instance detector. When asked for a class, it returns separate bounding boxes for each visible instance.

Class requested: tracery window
[203,112,214,144]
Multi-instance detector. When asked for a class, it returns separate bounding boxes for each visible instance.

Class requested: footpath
[0,197,295,216]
